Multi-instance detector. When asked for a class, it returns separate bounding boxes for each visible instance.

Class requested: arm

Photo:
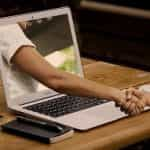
[12,46,125,103]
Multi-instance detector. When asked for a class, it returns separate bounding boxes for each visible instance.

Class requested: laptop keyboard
[24,95,107,117]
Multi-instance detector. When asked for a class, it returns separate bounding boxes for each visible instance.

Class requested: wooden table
[1,58,150,150]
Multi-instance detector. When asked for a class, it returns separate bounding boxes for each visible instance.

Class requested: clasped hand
[116,88,150,116]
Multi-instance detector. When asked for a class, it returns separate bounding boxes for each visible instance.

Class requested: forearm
[49,72,122,102]
[12,46,123,103]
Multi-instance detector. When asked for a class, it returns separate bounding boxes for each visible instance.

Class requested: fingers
[127,102,138,116]
[126,99,144,116]
[119,93,143,115]
[129,95,143,115]
[129,89,145,112]
[124,88,133,100]
[121,102,131,114]
[116,87,146,116]
[137,100,145,112]
[124,87,139,97]
[133,90,143,99]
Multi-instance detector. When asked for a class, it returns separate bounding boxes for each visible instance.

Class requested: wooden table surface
[1,58,150,150]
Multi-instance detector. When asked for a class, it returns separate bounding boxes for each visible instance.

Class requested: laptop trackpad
[57,102,126,130]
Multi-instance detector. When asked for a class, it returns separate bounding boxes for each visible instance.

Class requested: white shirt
[0,24,37,100]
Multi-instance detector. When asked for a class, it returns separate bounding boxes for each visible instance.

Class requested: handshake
[116,88,150,116]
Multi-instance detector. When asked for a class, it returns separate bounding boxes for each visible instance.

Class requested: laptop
[0,7,129,130]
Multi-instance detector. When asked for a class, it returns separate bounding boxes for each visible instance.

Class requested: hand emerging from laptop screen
[116,88,150,116]
[1,16,149,118]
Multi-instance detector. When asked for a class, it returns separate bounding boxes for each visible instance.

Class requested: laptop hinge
[20,93,63,106]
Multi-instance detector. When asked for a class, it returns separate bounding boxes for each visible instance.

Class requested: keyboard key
[24,95,107,117]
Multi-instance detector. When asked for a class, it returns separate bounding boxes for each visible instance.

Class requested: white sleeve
[0,24,35,65]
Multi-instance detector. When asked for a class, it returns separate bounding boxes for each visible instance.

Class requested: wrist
[110,89,125,104]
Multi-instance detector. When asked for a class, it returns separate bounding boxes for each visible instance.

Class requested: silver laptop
[0,7,128,130]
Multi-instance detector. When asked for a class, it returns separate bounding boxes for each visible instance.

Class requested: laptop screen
[21,14,80,91]
[2,13,82,102]
[22,15,79,74]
